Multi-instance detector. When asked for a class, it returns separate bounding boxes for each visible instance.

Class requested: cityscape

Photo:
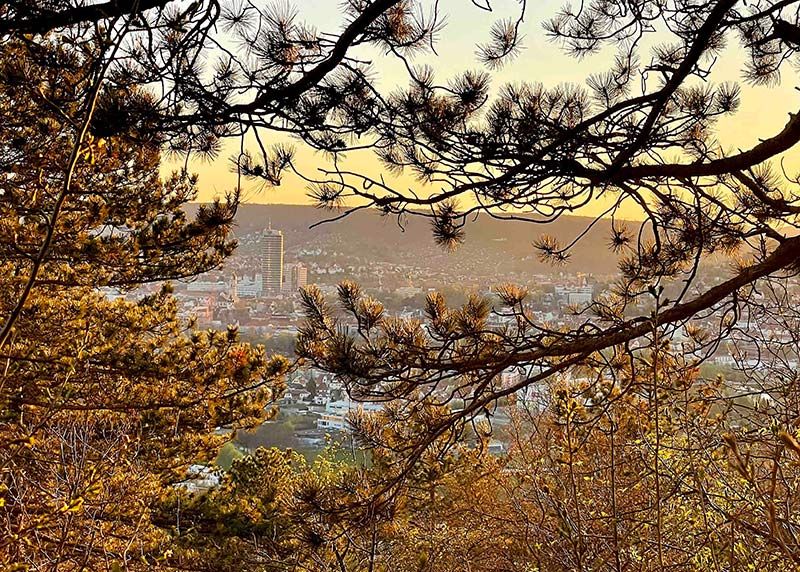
[132,204,799,467]
[8,1,800,569]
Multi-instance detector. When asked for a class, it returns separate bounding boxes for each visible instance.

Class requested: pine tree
[0,36,288,570]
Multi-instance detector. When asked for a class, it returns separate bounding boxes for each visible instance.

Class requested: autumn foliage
[5,0,800,571]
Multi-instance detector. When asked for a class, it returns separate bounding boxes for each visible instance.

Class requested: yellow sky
[181,0,800,219]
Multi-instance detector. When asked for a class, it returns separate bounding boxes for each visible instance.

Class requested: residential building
[236,274,263,297]
[316,399,383,432]
[291,262,308,290]
[555,285,594,306]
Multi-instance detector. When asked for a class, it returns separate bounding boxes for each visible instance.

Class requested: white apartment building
[317,399,383,432]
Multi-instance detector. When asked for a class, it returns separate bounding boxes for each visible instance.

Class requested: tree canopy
[4,0,800,570]
[0,26,288,570]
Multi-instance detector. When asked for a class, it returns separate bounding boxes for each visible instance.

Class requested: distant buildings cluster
[185,227,309,299]
[554,284,594,306]
[159,220,799,376]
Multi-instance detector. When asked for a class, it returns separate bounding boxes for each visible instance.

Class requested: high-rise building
[291,262,308,290]
[259,228,284,294]
[282,262,308,292]
[283,263,293,291]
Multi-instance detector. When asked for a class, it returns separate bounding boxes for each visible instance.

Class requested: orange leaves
[778,429,800,457]
[227,345,251,368]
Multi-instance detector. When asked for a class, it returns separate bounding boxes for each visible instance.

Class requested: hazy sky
[183,0,800,218]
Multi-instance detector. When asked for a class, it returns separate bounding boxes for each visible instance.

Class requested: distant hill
[188,203,627,276]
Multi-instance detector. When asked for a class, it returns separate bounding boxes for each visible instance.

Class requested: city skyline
[7,2,800,568]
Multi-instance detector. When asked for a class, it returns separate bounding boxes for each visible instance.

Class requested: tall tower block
[259,226,284,294]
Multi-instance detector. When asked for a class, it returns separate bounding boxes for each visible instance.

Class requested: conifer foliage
[5,0,800,570]
[0,30,287,571]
